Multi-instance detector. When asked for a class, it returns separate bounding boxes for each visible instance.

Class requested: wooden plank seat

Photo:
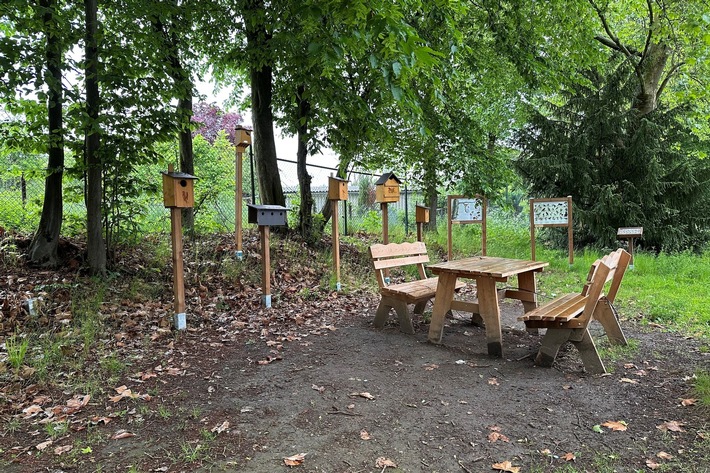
[369,242,465,334]
[519,248,631,374]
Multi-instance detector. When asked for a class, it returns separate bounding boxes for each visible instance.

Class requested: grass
[5,334,29,373]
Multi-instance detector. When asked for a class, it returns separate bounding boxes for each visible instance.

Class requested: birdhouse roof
[247,204,289,211]
[416,203,428,208]
[375,172,401,185]
[161,171,198,180]
[329,176,349,183]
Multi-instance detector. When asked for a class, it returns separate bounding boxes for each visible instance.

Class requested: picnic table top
[427,256,549,279]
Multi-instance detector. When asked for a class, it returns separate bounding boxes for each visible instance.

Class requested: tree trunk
[246,0,285,208]
[296,85,315,243]
[178,96,195,230]
[84,0,106,275]
[423,154,438,232]
[29,0,64,266]
[633,42,670,115]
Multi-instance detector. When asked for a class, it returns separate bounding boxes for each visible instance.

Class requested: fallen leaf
[656,451,673,460]
[562,452,576,461]
[540,448,552,456]
[646,459,661,469]
[360,429,371,440]
[283,453,307,466]
[492,460,521,473]
[619,378,638,384]
[36,440,53,451]
[211,421,229,434]
[350,392,375,400]
[680,398,697,406]
[422,363,439,371]
[111,429,135,440]
[657,421,685,432]
[488,432,510,443]
[602,420,628,431]
[311,384,325,393]
[375,457,397,468]
[54,445,72,455]
[488,377,500,385]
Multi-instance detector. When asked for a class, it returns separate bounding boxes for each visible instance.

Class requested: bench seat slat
[519,294,586,321]
[373,254,429,270]
[381,278,465,303]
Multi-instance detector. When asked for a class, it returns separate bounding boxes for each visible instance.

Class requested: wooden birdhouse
[416,204,430,224]
[162,167,198,208]
[235,126,252,150]
[247,204,289,226]
[375,172,401,203]
[328,176,349,201]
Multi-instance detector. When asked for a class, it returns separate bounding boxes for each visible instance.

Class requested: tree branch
[588,0,642,80]
[639,0,654,67]
[594,35,641,57]
[656,61,685,99]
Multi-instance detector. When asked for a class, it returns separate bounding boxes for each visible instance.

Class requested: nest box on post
[416,204,430,224]
[235,125,252,151]
[328,176,349,201]
[247,204,289,226]
[162,169,198,208]
[375,172,401,203]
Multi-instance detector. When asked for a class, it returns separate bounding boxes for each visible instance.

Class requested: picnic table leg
[427,273,458,344]
[477,276,503,357]
[518,270,539,335]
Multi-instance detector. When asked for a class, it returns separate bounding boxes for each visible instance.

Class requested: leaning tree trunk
[633,42,670,115]
[422,152,438,232]
[295,85,316,244]
[85,0,106,275]
[246,0,285,208]
[29,0,64,266]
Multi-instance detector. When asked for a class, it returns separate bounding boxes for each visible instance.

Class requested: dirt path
[2,296,708,472]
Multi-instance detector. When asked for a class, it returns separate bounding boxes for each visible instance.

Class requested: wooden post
[332,200,341,291]
[235,148,244,259]
[417,222,423,242]
[529,198,536,261]
[481,198,487,256]
[170,206,186,330]
[447,197,453,260]
[260,225,271,308]
[381,202,389,280]
[567,195,574,265]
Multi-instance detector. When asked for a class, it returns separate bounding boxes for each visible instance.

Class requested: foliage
[516,62,710,252]
[191,102,244,146]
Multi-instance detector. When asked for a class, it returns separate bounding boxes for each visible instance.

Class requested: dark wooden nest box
[247,204,289,226]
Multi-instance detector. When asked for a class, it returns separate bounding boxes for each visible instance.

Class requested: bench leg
[594,297,627,345]
[374,296,414,335]
[413,299,429,315]
[535,328,572,367]
[571,328,606,374]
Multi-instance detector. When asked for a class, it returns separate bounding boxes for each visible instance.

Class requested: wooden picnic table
[427,256,549,356]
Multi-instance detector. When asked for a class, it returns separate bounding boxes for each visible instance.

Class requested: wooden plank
[477,276,503,357]
[428,272,459,344]
[332,201,340,288]
[370,241,427,258]
[170,207,185,315]
[260,225,270,298]
[520,294,583,320]
[372,254,429,270]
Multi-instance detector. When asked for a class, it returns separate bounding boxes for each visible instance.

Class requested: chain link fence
[0,157,427,239]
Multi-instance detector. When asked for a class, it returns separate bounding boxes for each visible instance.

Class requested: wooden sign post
[234,126,252,260]
[247,204,289,308]
[447,195,487,260]
[161,164,198,330]
[415,203,429,242]
[329,176,349,291]
[375,172,401,282]
[530,196,573,265]
[617,227,643,269]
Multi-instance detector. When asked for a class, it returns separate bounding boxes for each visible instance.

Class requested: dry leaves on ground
[283,453,307,466]
[375,457,397,468]
[657,421,685,432]
[492,460,521,473]
[602,420,628,431]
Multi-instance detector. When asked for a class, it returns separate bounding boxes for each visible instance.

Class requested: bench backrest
[369,242,429,289]
[577,248,631,325]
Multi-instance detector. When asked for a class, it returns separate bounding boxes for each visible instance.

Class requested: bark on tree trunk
[246,0,285,208]
[423,155,438,232]
[29,0,64,266]
[85,0,106,275]
[296,85,315,243]
[634,42,670,115]
[178,96,195,230]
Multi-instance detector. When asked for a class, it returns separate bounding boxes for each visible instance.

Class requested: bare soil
[1,234,709,473]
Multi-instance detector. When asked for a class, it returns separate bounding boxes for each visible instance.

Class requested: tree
[516,62,710,251]
[84,0,106,275]
[28,0,66,266]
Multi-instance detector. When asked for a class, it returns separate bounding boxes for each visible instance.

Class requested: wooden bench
[369,242,465,334]
[519,248,631,374]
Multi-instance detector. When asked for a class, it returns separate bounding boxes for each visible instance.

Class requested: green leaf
[593,425,603,433]
[390,85,403,101]
[392,61,402,78]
